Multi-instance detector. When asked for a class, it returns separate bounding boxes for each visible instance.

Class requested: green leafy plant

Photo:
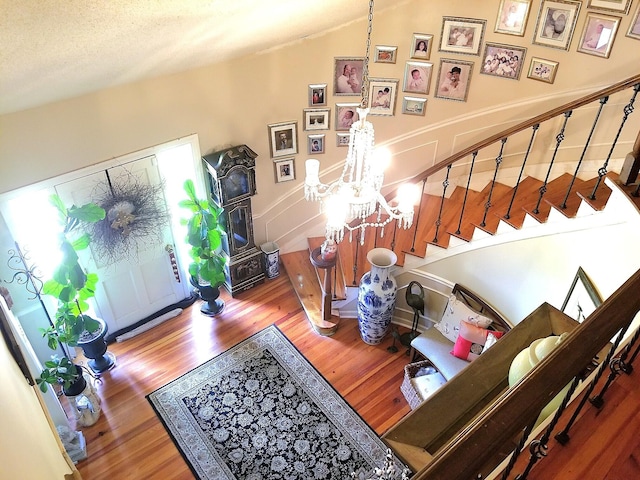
[179,179,227,288]
[36,355,81,392]
[37,194,106,392]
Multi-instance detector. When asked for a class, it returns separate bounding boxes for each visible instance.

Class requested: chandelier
[304,0,418,244]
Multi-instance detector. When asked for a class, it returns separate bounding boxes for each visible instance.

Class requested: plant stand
[198,284,225,316]
[64,373,102,427]
[78,318,115,373]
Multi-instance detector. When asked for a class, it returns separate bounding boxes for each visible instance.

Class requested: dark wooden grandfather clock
[202,145,264,296]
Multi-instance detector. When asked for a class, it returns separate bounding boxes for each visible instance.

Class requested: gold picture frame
[628,3,640,40]
[527,57,559,83]
[411,33,434,59]
[587,0,632,14]
[439,17,486,56]
[268,121,298,158]
[274,158,295,183]
[374,45,398,64]
[402,97,427,116]
[495,0,532,36]
[576,12,621,58]
[532,0,582,51]
[434,58,474,102]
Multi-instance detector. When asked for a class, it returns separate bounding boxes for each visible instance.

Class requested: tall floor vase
[357,248,398,345]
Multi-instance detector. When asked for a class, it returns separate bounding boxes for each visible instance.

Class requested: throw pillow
[451,320,504,361]
[434,293,493,343]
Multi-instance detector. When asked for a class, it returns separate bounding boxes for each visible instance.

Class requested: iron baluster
[480,138,507,227]
[555,321,630,445]
[391,218,398,251]
[500,422,535,480]
[515,375,581,480]
[410,178,426,252]
[621,328,640,374]
[533,111,572,215]
[455,151,478,235]
[433,164,452,244]
[561,96,609,209]
[590,83,640,200]
[589,325,640,407]
[505,125,539,220]
[352,229,361,286]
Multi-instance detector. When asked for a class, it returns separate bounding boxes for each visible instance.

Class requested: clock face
[222,169,249,203]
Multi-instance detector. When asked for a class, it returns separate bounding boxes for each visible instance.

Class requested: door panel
[54,155,186,334]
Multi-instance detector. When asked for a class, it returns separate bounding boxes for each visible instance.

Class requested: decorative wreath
[88,169,169,266]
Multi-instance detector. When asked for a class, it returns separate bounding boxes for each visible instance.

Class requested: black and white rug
[147,325,405,479]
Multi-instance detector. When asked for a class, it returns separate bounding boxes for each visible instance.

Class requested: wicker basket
[400,360,446,409]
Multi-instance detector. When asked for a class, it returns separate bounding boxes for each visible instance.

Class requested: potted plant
[36,194,112,393]
[179,179,227,316]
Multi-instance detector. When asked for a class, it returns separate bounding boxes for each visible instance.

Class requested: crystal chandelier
[304,0,418,244]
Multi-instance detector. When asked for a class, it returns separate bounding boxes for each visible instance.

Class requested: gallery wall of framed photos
[264,0,640,188]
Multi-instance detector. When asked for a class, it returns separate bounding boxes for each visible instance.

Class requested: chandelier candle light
[304,0,419,244]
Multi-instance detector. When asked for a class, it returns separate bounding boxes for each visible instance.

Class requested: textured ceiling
[0,0,401,115]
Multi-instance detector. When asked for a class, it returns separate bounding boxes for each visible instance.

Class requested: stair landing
[281,249,341,336]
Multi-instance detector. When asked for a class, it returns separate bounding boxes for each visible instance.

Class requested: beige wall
[1,300,75,479]
[1,0,639,252]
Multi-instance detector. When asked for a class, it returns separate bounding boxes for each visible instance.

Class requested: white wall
[421,183,640,323]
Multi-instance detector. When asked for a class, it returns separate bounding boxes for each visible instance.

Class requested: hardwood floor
[70,272,640,479]
[72,274,412,479]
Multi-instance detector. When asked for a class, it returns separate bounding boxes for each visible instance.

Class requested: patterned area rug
[147,325,405,479]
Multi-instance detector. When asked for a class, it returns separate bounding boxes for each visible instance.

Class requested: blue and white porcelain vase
[357,248,398,345]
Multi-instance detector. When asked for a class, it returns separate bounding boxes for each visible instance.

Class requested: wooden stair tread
[577,173,616,211]
[470,182,512,235]
[492,176,545,229]
[280,250,340,336]
[524,173,581,223]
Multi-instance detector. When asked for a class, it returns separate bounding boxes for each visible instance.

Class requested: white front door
[54,155,187,335]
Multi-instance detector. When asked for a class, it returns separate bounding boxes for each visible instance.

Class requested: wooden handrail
[403,73,640,189]
[412,268,640,479]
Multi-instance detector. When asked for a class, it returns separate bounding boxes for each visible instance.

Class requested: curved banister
[401,72,640,189]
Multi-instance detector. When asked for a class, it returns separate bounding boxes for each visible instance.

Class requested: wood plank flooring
[72,274,412,480]
[69,272,640,479]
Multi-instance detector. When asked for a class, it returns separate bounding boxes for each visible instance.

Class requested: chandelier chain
[361,0,374,109]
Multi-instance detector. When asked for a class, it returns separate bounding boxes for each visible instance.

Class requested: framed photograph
[402,97,427,116]
[532,0,581,51]
[274,158,295,183]
[495,0,532,36]
[577,12,621,58]
[480,43,526,80]
[303,108,330,131]
[434,58,474,102]
[411,33,434,59]
[368,78,399,116]
[403,61,433,94]
[375,45,398,63]
[335,103,360,131]
[628,3,640,40]
[334,57,364,95]
[562,267,602,323]
[268,121,298,158]
[527,57,559,83]
[439,17,486,55]
[336,132,351,147]
[308,84,327,107]
[587,0,632,14]
[308,134,325,154]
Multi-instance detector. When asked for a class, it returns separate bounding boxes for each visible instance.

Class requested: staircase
[280,73,640,333]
